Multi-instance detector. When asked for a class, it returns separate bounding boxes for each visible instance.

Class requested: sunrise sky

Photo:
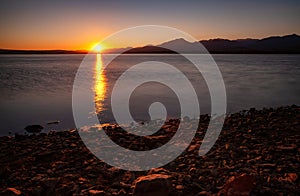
[0,0,299,50]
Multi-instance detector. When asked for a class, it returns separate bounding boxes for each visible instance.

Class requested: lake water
[0,54,299,135]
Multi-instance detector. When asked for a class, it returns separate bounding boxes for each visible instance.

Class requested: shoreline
[0,105,299,195]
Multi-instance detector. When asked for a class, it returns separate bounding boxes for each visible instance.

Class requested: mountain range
[121,34,300,54]
[1,34,300,54]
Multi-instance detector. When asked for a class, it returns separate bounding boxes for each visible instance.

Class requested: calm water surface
[0,54,299,135]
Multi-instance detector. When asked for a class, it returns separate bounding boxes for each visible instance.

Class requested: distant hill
[200,34,300,53]
[123,45,177,54]
[1,34,300,54]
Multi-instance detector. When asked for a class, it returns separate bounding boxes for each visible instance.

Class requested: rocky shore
[0,105,299,195]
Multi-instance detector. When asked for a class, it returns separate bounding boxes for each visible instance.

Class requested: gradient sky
[0,0,299,50]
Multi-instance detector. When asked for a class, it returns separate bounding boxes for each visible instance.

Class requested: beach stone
[117,189,127,196]
[175,185,184,190]
[24,124,43,133]
[40,177,60,193]
[35,151,56,162]
[132,174,172,196]
[47,121,60,125]
[147,168,170,175]
[88,190,106,195]
[198,191,211,195]
[28,186,43,196]
[257,163,276,168]
[286,173,298,182]
[219,174,256,196]
[4,188,22,195]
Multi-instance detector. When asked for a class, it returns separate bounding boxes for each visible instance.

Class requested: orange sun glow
[92,44,104,53]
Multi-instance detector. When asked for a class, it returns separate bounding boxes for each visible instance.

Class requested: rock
[225,143,229,150]
[0,165,10,178]
[28,186,43,196]
[175,185,184,190]
[88,190,106,195]
[5,188,22,195]
[117,189,127,196]
[277,144,297,151]
[41,177,60,193]
[189,167,196,174]
[219,174,256,196]
[35,151,56,162]
[286,173,298,182]
[24,124,43,133]
[279,173,298,183]
[47,121,60,125]
[257,163,276,168]
[198,191,211,195]
[147,168,170,175]
[188,144,198,152]
[132,174,172,196]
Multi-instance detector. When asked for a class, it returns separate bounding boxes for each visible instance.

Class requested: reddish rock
[219,174,256,196]
[147,168,170,175]
[5,188,22,195]
[286,173,298,182]
[132,174,172,196]
[88,190,106,195]
[279,173,298,183]
[198,191,211,196]
[175,185,184,190]
[41,177,60,190]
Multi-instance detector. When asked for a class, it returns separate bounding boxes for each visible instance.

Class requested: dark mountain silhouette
[120,34,300,54]
[200,34,300,53]
[157,38,204,53]
[1,34,299,54]
[123,45,177,54]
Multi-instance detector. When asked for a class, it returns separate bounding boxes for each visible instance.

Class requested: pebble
[6,188,22,195]
[132,174,172,196]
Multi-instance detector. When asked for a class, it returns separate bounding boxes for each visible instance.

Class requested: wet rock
[35,151,56,162]
[219,174,256,196]
[4,188,22,195]
[0,165,10,178]
[198,191,211,196]
[286,173,298,182]
[88,190,106,195]
[132,174,172,196]
[27,186,43,196]
[47,121,60,125]
[117,189,127,196]
[277,144,297,151]
[279,173,298,183]
[147,168,170,175]
[257,163,276,168]
[175,184,184,190]
[40,177,60,194]
[24,124,43,133]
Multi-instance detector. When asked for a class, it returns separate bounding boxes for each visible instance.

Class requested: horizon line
[0,33,299,51]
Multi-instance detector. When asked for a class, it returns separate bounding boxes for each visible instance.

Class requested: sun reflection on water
[94,54,106,113]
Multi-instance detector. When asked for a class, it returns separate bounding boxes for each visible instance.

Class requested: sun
[92,43,104,53]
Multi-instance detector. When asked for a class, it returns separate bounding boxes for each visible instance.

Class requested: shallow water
[0,54,299,135]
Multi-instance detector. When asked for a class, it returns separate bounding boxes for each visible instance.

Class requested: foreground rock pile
[0,105,299,195]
